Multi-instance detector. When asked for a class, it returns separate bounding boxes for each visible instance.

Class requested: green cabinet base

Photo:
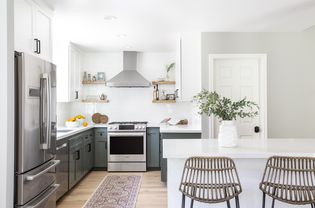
[160,133,201,182]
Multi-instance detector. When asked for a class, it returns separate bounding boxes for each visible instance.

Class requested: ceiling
[43,0,315,52]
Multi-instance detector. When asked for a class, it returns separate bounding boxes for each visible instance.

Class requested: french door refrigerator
[15,52,60,208]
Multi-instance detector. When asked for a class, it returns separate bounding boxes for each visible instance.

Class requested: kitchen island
[163,139,315,208]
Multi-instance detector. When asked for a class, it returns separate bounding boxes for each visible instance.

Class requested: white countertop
[163,138,315,159]
[148,123,202,133]
[57,123,201,140]
[57,124,107,140]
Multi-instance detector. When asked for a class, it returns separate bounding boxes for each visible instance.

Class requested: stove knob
[135,126,139,129]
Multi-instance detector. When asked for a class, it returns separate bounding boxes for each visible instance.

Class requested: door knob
[254,126,260,133]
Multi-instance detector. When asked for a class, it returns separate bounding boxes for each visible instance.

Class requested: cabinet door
[33,6,52,60]
[176,32,201,101]
[84,141,93,172]
[75,145,84,181]
[68,148,76,189]
[94,141,107,168]
[14,0,34,54]
[147,132,160,168]
[68,45,81,101]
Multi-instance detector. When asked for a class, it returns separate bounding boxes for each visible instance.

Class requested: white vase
[218,120,238,147]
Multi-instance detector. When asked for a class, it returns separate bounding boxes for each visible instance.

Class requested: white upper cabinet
[68,44,82,102]
[176,32,202,101]
[54,42,82,102]
[14,0,52,61]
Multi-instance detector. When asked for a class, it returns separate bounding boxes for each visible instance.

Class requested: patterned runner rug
[83,175,142,208]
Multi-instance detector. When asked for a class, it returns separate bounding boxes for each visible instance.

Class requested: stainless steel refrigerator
[14,52,60,208]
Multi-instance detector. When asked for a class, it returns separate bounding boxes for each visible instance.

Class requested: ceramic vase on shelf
[218,120,238,147]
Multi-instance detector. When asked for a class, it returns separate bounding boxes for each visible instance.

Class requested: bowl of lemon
[65,115,86,127]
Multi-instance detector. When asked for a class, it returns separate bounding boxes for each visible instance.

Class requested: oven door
[108,132,146,162]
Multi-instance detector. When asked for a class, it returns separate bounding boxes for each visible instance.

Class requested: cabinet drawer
[94,128,107,141]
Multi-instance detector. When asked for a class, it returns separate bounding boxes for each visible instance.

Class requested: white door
[210,54,267,139]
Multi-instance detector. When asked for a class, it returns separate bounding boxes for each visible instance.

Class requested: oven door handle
[108,132,145,137]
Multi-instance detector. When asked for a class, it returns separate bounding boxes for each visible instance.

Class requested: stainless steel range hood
[107,51,151,87]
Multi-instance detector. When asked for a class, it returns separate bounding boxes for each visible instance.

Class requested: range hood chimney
[107,51,151,87]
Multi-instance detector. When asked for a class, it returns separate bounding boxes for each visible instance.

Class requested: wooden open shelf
[82,80,106,85]
[152,81,176,85]
[152,99,176,103]
[81,100,109,103]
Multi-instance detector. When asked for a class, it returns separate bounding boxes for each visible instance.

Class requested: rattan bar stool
[179,157,242,208]
[260,156,315,208]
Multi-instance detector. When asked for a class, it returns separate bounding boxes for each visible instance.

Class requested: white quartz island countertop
[164,138,315,208]
[163,138,315,158]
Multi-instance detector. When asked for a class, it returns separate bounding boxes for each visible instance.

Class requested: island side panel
[167,158,308,208]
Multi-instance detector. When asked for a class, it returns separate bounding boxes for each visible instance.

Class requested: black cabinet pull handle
[76,150,80,160]
[254,126,260,133]
[88,144,92,152]
[34,38,39,53]
[75,91,79,99]
[38,39,41,54]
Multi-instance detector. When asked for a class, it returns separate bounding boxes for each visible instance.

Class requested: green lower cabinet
[84,139,94,173]
[146,127,160,168]
[68,147,76,189]
[68,135,84,189]
[94,128,108,168]
[160,133,202,182]
[94,141,107,168]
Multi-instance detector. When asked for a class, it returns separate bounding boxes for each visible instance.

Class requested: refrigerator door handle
[26,160,60,181]
[22,184,60,208]
[40,73,51,149]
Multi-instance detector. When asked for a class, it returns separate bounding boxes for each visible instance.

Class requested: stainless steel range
[107,121,147,172]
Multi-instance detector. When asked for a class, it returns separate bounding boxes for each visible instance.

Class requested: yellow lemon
[82,122,88,127]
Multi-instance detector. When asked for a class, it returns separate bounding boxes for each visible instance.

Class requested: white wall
[0,0,14,206]
[57,52,200,125]
[201,28,315,138]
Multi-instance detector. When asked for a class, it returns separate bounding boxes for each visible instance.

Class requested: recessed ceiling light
[103,15,117,21]
[116,34,127,38]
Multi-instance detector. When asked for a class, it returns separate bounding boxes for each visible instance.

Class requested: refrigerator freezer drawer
[19,184,59,208]
[16,160,59,206]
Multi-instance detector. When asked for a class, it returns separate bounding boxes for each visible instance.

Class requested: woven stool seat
[260,156,315,207]
[179,157,242,207]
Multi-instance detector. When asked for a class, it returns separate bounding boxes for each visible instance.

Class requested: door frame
[208,54,267,139]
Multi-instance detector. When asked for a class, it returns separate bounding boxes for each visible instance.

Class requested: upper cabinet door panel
[176,32,202,101]
[14,0,52,61]
[14,0,34,54]
[33,7,52,60]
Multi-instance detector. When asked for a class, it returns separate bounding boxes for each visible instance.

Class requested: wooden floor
[57,171,167,208]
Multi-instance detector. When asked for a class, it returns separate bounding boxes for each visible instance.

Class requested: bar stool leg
[181,194,185,208]
[235,196,240,208]
[190,199,194,208]
[226,200,231,208]
[271,198,275,208]
[262,192,266,208]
